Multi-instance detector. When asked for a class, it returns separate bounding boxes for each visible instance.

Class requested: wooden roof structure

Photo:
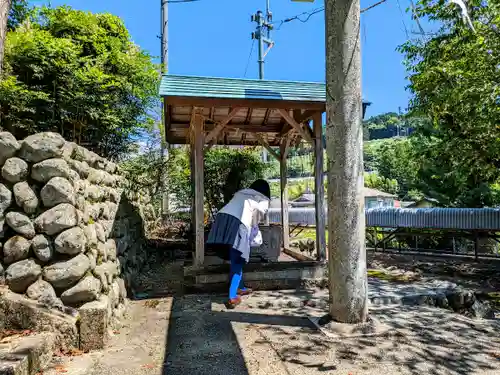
[158,74,370,268]
[160,75,371,147]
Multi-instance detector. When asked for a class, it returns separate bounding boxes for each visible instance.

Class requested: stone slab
[0,288,78,350]
[0,332,55,375]
[78,296,110,352]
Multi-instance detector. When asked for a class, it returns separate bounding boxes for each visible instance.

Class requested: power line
[244,39,255,78]
[396,0,410,39]
[165,0,201,3]
[274,1,387,30]
[274,6,324,30]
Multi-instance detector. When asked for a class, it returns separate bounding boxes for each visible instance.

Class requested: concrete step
[0,332,55,375]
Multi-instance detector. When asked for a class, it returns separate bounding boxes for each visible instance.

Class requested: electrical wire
[396,0,410,39]
[165,0,201,3]
[244,39,256,78]
[274,0,387,30]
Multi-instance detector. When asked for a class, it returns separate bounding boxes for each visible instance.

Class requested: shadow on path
[163,295,250,375]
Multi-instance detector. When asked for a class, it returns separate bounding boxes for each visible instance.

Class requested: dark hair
[249,179,271,199]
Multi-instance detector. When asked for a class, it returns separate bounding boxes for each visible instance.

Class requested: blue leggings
[229,249,246,299]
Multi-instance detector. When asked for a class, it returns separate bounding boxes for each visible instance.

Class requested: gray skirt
[207,213,250,262]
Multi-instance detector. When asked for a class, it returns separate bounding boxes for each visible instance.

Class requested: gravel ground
[49,291,500,375]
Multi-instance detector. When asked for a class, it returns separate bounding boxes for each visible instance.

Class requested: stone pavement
[42,283,500,375]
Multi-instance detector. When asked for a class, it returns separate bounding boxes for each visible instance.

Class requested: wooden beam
[168,122,283,133]
[313,113,326,261]
[190,112,205,267]
[245,108,253,124]
[163,99,170,140]
[165,96,325,111]
[205,107,241,143]
[263,109,271,125]
[278,109,314,144]
[280,136,291,251]
[255,133,280,162]
[296,109,321,124]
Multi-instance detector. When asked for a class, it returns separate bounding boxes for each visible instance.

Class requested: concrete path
[46,286,500,375]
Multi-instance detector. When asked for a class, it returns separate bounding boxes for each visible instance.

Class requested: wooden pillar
[280,137,290,251]
[313,114,326,261]
[190,113,205,267]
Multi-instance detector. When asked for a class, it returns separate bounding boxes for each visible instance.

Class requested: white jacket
[219,188,270,229]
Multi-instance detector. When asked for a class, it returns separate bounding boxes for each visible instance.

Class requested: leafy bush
[0,6,159,160]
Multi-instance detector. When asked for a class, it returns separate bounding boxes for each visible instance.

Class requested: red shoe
[237,288,253,296]
[225,297,242,309]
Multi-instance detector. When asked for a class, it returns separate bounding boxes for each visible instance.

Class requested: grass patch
[291,228,328,242]
[367,269,420,283]
[143,300,160,309]
[485,292,500,309]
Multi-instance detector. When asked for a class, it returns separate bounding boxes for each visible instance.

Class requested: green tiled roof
[160,74,371,105]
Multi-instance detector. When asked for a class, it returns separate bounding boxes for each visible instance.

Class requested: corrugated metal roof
[265,207,500,230]
[160,74,371,104]
[366,208,500,230]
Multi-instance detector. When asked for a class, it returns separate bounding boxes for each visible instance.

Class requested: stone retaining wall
[0,131,148,348]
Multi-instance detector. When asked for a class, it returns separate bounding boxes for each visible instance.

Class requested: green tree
[398,0,500,207]
[0,6,159,160]
[164,147,268,217]
[372,138,419,198]
[363,112,405,140]
[364,172,399,196]
[8,0,29,30]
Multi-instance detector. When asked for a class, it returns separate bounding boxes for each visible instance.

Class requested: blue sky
[33,0,422,117]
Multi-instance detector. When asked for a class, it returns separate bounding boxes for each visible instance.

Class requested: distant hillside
[363,112,412,140]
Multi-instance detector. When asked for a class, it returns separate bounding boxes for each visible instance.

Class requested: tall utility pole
[160,0,169,215]
[251,2,274,162]
[325,0,368,324]
[161,0,168,72]
[251,1,274,79]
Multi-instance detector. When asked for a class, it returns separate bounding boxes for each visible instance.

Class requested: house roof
[363,187,397,198]
[288,188,396,207]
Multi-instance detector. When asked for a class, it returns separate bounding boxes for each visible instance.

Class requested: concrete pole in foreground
[324,0,368,323]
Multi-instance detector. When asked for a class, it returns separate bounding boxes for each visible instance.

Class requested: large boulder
[0,261,5,285]
[32,158,72,183]
[34,203,78,236]
[54,227,86,255]
[2,157,28,183]
[5,212,35,239]
[93,261,118,293]
[41,177,75,208]
[0,132,20,166]
[0,183,12,216]
[6,259,42,293]
[106,239,117,261]
[83,224,98,248]
[26,278,57,301]
[19,132,65,163]
[13,182,39,214]
[110,280,120,308]
[3,235,31,264]
[66,159,90,178]
[43,253,90,289]
[60,276,101,305]
[0,218,5,239]
[95,222,105,242]
[117,278,127,301]
[31,234,54,263]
